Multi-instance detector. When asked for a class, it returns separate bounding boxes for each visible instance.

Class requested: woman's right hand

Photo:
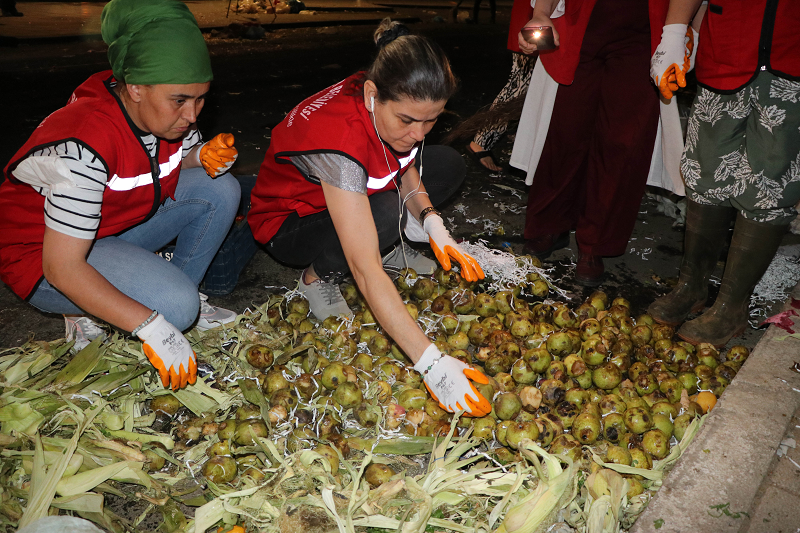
[518,14,560,55]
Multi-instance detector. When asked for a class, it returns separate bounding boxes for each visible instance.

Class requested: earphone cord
[370,101,427,271]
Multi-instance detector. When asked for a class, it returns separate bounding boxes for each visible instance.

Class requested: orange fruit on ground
[695,391,717,413]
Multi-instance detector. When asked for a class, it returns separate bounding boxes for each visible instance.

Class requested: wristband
[418,207,441,223]
[132,310,158,337]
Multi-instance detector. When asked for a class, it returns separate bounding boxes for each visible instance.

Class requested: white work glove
[423,214,485,282]
[414,344,491,417]
[137,314,197,390]
[403,207,429,243]
[650,24,692,99]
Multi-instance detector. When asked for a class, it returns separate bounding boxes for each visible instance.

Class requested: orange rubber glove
[650,24,693,100]
[199,133,238,178]
[414,344,491,417]
[137,314,197,390]
[217,527,245,533]
[423,214,485,282]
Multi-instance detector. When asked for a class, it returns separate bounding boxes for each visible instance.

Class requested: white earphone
[370,95,375,111]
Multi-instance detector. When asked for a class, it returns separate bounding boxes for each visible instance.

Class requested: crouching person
[0,0,241,389]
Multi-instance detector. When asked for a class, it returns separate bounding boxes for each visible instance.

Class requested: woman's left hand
[199,133,238,178]
[423,214,484,282]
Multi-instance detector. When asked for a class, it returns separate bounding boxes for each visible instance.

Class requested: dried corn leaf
[50,337,105,389]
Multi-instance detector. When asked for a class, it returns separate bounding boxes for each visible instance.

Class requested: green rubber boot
[677,214,787,348]
[648,200,735,326]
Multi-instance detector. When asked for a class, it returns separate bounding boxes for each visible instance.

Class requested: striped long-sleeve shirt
[15,128,202,239]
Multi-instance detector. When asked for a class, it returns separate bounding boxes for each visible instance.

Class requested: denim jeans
[29,168,240,331]
[267,145,465,280]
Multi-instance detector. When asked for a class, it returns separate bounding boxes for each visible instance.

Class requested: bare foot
[470,141,502,172]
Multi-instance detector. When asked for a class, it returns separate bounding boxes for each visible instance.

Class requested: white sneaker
[382,242,437,276]
[64,315,106,352]
[298,270,353,321]
[197,293,238,331]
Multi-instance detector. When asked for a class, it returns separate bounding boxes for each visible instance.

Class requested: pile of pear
[164,258,747,491]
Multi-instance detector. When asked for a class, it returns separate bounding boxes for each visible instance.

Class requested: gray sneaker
[64,315,106,352]
[197,293,238,331]
[298,270,353,321]
[382,242,437,276]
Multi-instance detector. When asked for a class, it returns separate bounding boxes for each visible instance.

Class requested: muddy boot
[677,214,787,348]
[648,200,735,325]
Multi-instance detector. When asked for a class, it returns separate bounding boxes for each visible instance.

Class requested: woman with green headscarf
[0,0,241,391]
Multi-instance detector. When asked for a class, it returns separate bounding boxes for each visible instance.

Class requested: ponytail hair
[366,18,458,103]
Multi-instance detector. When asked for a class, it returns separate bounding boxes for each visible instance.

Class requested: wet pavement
[2,1,800,531]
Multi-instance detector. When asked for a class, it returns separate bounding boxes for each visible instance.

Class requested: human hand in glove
[137,314,197,390]
[650,24,693,99]
[414,344,491,417]
[688,27,699,72]
[199,133,238,178]
[424,214,485,282]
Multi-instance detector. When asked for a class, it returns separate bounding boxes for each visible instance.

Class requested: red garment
[539,0,668,85]
[0,71,183,299]
[696,0,800,92]
[507,0,534,53]
[525,0,660,256]
[249,74,418,244]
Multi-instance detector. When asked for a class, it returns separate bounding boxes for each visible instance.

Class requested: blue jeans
[29,168,240,331]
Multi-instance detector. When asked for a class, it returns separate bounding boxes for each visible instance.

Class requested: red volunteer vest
[507,0,534,54]
[0,71,184,299]
[538,0,668,85]
[249,74,419,244]
[696,0,800,92]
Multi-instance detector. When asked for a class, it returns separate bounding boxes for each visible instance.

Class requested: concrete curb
[630,286,800,532]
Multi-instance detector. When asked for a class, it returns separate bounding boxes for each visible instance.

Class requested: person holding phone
[512,0,672,286]
[0,0,240,389]
[648,0,800,347]
[248,20,491,416]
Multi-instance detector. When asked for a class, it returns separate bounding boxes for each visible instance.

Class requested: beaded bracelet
[132,310,158,337]
[418,206,441,223]
[420,355,442,376]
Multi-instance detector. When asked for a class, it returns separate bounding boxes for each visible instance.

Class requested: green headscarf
[101,0,213,85]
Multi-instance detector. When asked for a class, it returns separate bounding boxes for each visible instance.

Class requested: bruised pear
[511,358,538,384]
[592,363,622,390]
[505,420,540,449]
[652,413,674,438]
[234,420,268,446]
[629,448,653,470]
[474,293,498,317]
[602,412,627,443]
[538,379,566,406]
[555,400,579,429]
[549,434,582,463]
[523,347,552,373]
[606,444,632,466]
[642,429,669,459]
[472,416,496,440]
[494,392,522,420]
[552,305,578,328]
[203,456,237,484]
[321,362,347,390]
[571,412,601,444]
[245,344,274,370]
[333,381,363,409]
[630,324,652,347]
[150,395,181,417]
[673,413,695,441]
[726,345,749,368]
[623,406,653,434]
[546,330,573,357]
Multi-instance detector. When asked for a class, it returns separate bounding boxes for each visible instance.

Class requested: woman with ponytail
[249,19,491,417]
